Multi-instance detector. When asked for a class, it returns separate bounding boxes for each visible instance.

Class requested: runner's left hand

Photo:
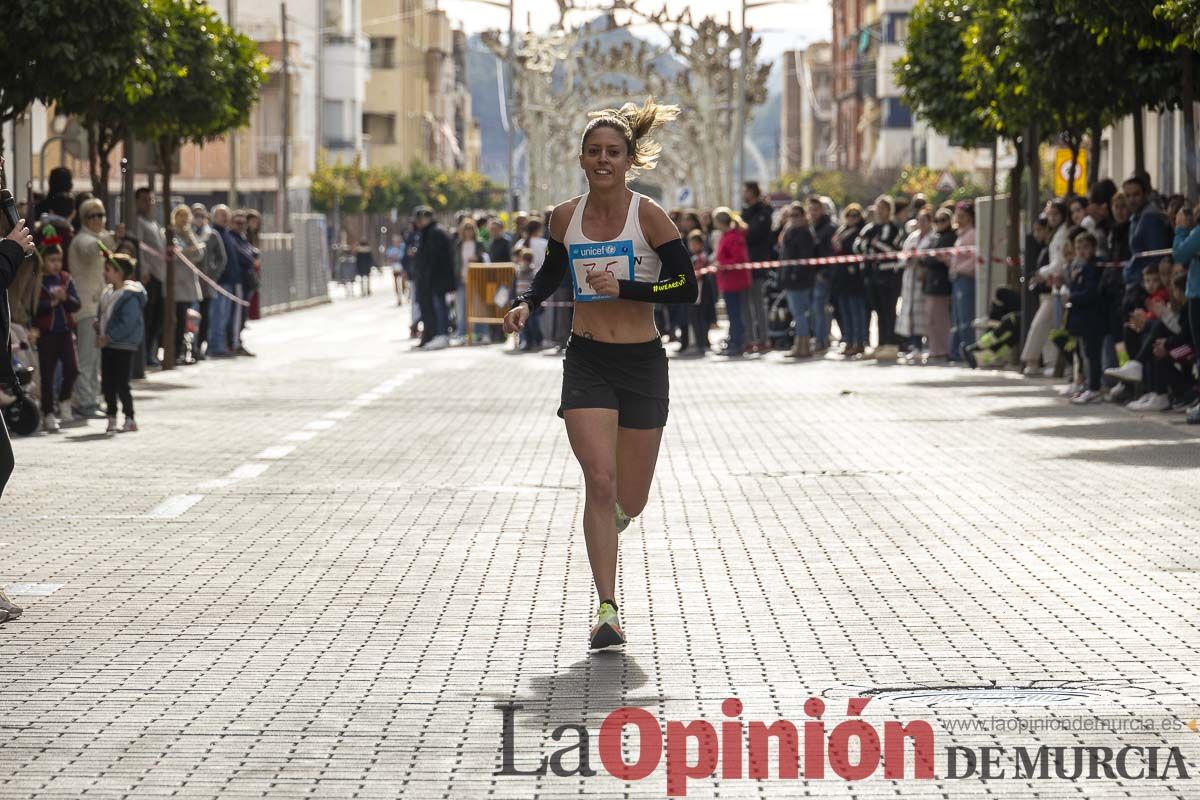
[585,270,619,297]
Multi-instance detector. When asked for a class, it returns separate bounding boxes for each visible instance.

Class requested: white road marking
[255,446,295,460]
[304,419,337,431]
[5,583,62,596]
[323,409,354,420]
[284,431,319,442]
[231,463,270,479]
[146,495,204,519]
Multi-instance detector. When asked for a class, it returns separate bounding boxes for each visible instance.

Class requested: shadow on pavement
[1026,421,1192,441]
[132,381,193,392]
[1058,441,1200,467]
[988,403,1091,420]
[490,653,658,731]
[63,432,114,443]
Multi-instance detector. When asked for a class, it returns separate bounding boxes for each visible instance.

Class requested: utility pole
[229,0,239,209]
[734,0,747,207]
[280,2,291,233]
[506,0,516,214]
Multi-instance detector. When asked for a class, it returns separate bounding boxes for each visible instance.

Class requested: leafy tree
[0,2,151,197]
[125,0,267,368]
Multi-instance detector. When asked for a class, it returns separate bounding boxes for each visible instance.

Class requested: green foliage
[895,0,997,146]
[890,166,989,205]
[309,156,504,216]
[774,170,897,210]
[1158,0,1200,48]
[130,0,268,151]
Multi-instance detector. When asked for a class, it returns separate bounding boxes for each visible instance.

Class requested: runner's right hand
[503,303,529,334]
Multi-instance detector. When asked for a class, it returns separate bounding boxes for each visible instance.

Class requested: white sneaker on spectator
[1106,383,1128,403]
[105,416,119,436]
[1070,389,1103,405]
[1104,361,1143,383]
[1130,392,1170,412]
[1058,383,1083,397]
[1042,366,1057,378]
[449,336,466,347]
[42,413,60,434]
[424,335,449,350]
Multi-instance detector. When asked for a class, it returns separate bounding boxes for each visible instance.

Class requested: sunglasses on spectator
[85,213,106,220]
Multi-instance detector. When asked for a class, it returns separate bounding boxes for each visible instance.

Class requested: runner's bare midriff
[571,300,658,343]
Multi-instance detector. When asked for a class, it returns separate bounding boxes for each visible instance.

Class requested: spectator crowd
[3,167,264,436]
[394,176,1200,424]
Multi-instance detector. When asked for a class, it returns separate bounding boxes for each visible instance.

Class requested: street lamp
[465,0,517,214]
[734,0,793,206]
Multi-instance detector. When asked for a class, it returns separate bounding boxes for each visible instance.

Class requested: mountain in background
[467,20,782,194]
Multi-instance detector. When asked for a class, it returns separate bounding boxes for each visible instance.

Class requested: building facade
[362,0,477,172]
[780,43,834,174]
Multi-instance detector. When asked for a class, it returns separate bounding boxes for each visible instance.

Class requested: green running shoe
[615,503,632,534]
[589,601,625,649]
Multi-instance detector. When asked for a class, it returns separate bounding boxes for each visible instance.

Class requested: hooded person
[33,167,74,221]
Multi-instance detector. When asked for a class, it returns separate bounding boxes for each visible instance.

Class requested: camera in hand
[0,190,18,235]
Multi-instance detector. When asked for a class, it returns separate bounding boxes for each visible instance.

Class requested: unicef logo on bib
[567,239,635,302]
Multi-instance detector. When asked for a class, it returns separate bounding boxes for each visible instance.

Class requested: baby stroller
[763,271,793,352]
[963,287,1021,369]
[1,324,40,436]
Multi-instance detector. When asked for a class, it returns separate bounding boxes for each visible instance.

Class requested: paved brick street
[1,286,1197,799]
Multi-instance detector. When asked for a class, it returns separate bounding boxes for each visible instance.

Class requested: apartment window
[363,113,396,145]
[370,37,396,69]
[323,100,345,141]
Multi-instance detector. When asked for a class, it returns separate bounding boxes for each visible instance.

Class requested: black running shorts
[558,335,669,429]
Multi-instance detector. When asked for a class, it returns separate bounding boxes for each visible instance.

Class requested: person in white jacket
[68,198,117,418]
[1022,200,1071,374]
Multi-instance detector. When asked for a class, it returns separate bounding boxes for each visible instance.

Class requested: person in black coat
[487,218,512,264]
[1066,231,1107,401]
[414,207,455,348]
[741,182,774,351]
[0,216,36,498]
[779,203,817,358]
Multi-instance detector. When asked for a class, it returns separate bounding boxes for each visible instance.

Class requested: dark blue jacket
[1067,258,1106,337]
[213,223,242,287]
[1125,206,1171,286]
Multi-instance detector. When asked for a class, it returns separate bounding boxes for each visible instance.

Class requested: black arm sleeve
[617,238,699,304]
[511,236,568,313]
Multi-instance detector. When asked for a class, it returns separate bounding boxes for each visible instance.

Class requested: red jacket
[715,227,752,294]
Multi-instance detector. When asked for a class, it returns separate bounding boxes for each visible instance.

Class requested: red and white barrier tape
[704,245,1178,274]
[138,241,250,307]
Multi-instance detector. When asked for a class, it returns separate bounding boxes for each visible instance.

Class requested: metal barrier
[467,262,516,325]
[257,214,331,315]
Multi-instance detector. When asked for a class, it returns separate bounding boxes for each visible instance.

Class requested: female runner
[502,98,698,650]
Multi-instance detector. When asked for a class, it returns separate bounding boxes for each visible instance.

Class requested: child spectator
[1124,273,1194,412]
[34,238,81,433]
[97,253,146,434]
[1106,262,1170,386]
[513,247,543,351]
[682,231,710,356]
[1067,231,1106,404]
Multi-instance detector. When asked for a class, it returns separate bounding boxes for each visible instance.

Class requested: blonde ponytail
[582,96,680,179]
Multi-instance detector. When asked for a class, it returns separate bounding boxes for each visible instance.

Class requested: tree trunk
[88,121,103,202]
[1007,139,1025,291]
[1067,139,1081,198]
[1026,124,1041,224]
[1133,107,1145,181]
[160,138,176,370]
[1088,122,1102,187]
[1182,47,1198,204]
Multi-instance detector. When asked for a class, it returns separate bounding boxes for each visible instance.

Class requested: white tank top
[564,192,661,290]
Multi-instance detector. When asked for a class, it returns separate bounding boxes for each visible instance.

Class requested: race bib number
[567,240,635,302]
